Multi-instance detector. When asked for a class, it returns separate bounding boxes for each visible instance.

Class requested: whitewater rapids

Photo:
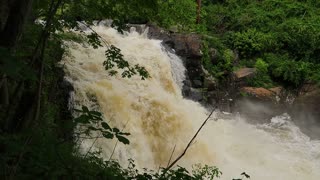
[61,25,320,180]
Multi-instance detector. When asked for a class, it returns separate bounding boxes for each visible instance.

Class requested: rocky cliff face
[146,24,320,135]
[147,23,215,104]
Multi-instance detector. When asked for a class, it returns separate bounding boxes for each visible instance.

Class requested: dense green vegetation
[201,0,320,87]
[1,0,319,179]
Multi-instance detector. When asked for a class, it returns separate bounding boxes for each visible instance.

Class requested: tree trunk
[0,0,34,48]
[0,75,9,105]
[0,0,10,31]
[196,0,202,24]
[22,0,63,130]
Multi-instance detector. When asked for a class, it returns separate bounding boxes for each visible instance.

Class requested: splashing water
[61,26,320,180]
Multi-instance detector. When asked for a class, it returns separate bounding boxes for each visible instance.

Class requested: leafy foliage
[74,106,130,145]
[227,29,277,58]
[104,45,150,80]
[201,0,320,86]
[154,0,197,30]
[248,58,273,88]
[202,39,233,79]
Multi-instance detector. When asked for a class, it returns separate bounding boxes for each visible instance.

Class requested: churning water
[61,26,320,180]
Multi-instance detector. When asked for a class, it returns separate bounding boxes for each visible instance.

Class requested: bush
[264,54,316,86]
[248,58,273,88]
[227,29,277,58]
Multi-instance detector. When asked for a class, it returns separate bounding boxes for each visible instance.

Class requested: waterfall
[61,25,320,180]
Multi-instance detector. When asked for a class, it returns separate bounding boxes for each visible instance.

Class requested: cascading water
[61,25,320,180]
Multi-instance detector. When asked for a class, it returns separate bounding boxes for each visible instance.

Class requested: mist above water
[61,25,320,180]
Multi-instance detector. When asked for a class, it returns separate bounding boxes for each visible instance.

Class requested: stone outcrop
[147,24,320,138]
[233,68,256,79]
[232,67,256,87]
[240,87,281,101]
[147,23,217,105]
[171,34,202,58]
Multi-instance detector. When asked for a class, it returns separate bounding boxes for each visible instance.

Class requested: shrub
[264,54,315,86]
[248,58,273,88]
[228,29,277,58]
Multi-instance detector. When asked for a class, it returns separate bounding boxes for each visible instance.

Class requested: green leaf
[74,115,90,124]
[112,128,120,133]
[88,126,99,131]
[90,111,102,117]
[82,106,89,113]
[103,132,114,139]
[116,135,130,145]
[118,132,130,136]
[101,122,111,130]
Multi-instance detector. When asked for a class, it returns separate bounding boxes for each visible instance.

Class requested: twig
[108,140,119,161]
[165,107,216,171]
[84,132,100,158]
[166,145,176,168]
[77,21,110,47]
[108,119,130,161]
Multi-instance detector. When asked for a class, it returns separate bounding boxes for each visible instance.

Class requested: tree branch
[165,106,216,171]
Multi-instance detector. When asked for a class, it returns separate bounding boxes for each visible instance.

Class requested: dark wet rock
[203,70,217,91]
[292,86,320,120]
[192,80,203,88]
[127,24,147,34]
[289,84,320,139]
[209,48,218,65]
[171,34,202,58]
[147,23,171,42]
[182,85,191,97]
[183,80,192,87]
[206,91,217,105]
[189,88,203,102]
[60,79,74,92]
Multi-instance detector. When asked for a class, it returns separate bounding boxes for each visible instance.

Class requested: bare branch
[108,119,130,160]
[84,132,101,158]
[166,144,176,168]
[77,21,110,47]
[165,107,216,171]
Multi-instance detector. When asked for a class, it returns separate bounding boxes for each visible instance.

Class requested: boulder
[290,85,320,139]
[233,68,256,79]
[269,86,283,96]
[188,88,204,102]
[204,76,216,91]
[192,80,203,88]
[127,24,147,34]
[171,34,202,58]
[240,87,275,100]
[202,66,217,91]
[147,23,172,44]
[293,85,320,118]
